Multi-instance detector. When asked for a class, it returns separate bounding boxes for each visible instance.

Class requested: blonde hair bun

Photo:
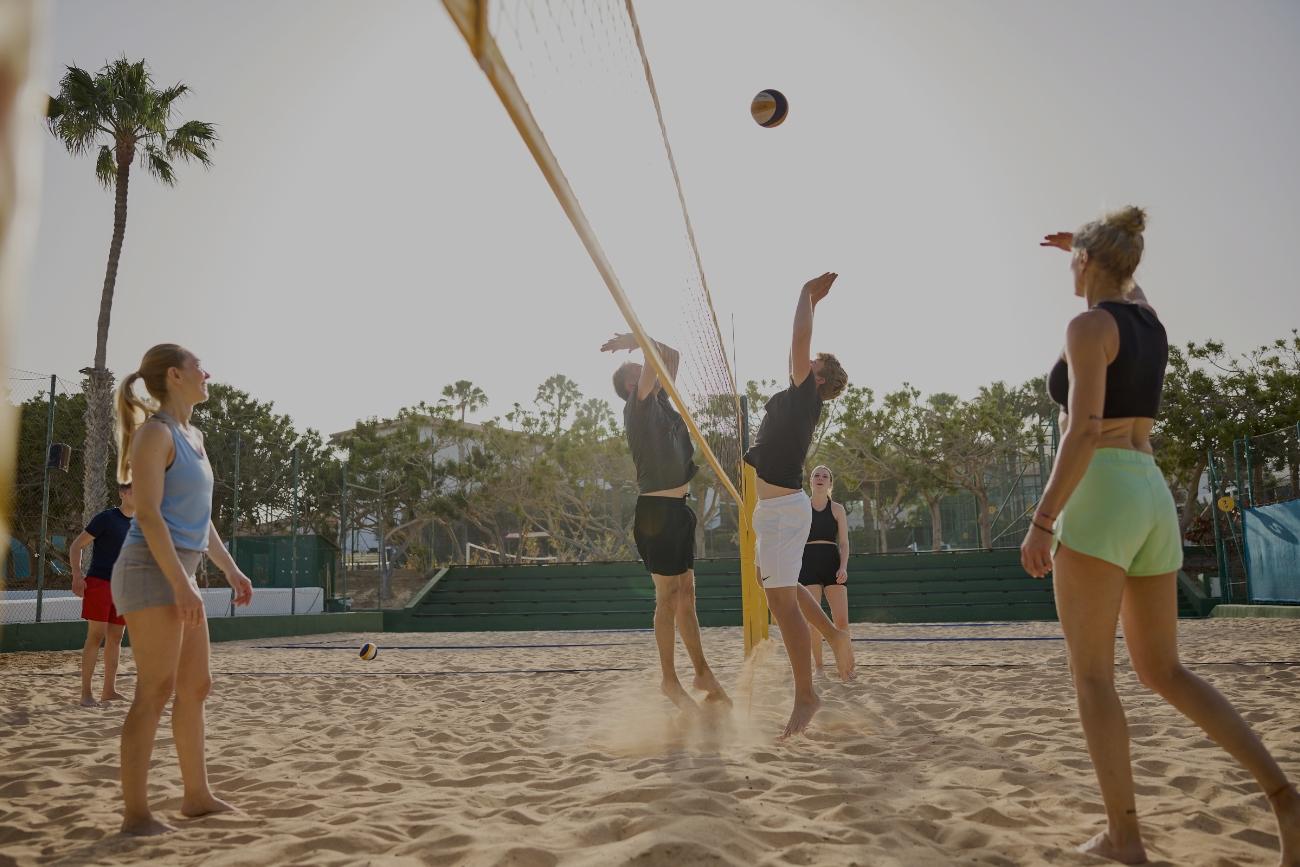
[1104,205,1146,237]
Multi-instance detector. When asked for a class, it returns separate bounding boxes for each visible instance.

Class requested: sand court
[1,618,1297,865]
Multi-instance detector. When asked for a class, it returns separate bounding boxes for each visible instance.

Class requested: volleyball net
[440,0,767,651]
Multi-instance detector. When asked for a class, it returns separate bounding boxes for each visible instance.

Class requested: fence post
[1244,436,1256,509]
[290,446,299,615]
[1206,449,1230,601]
[230,431,241,561]
[338,464,348,604]
[34,374,56,623]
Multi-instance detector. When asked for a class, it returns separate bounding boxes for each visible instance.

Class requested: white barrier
[1,587,324,623]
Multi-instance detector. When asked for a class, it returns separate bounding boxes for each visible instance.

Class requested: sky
[17,0,1300,437]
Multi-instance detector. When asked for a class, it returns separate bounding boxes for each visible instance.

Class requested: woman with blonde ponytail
[109,344,253,836]
[1021,209,1298,864]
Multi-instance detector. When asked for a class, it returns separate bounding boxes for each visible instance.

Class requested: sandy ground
[1,619,1297,866]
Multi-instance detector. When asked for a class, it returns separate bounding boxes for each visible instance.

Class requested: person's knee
[1133,658,1185,696]
[135,676,177,712]
[675,578,696,605]
[174,673,213,705]
[107,626,125,646]
[1070,666,1115,700]
[84,624,106,648]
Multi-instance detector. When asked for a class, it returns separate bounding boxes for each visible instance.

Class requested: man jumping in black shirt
[744,273,856,738]
[603,331,731,712]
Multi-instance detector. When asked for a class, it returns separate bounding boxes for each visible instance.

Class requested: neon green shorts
[1053,448,1184,576]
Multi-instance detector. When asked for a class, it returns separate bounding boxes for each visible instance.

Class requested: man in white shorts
[743,272,856,738]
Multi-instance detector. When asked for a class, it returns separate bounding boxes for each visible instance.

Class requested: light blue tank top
[124,412,213,552]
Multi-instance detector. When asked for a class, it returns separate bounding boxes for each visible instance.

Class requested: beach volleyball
[359,642,379,661]
[750,89,788,128]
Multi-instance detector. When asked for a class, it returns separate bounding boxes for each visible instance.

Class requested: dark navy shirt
[624,388,698,493]
[85,507,131,579]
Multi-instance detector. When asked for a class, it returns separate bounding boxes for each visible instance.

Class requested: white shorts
[753,490,812,589]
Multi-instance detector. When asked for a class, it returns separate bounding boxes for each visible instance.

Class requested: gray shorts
[111,544,205,616]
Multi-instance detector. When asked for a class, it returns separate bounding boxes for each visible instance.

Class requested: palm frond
[166,120,218,166]
[46,65,110,154]
[141,143,177,186]
[94,145,116,188]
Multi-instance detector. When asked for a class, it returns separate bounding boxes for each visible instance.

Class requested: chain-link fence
[3,370,101,620]
[1205,422,1300,604]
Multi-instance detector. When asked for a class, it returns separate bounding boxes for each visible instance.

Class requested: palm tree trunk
[81,150,132,524]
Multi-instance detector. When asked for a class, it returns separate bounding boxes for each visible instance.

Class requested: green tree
[46,58,217,525]
[192,383,338,541]
[887,386,959,550]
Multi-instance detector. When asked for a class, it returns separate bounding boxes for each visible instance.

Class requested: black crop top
[1047,301,1168,418]
[624,388,698,493]
[807,499,838,544]
[743,374,824,489]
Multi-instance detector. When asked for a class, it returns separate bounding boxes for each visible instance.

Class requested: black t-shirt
[84,507,132,579]
[624,388,698,493]
[744,374,823,489]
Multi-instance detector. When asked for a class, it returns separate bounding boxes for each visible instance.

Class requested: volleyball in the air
[750,89,789,128]
[359,642,379,661]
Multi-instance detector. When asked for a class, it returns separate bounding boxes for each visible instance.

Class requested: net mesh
[454,0,742,500]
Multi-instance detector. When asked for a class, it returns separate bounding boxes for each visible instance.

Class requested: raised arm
[1042,232,1155,314]
[600,331,682,400]
[791,272,837,385]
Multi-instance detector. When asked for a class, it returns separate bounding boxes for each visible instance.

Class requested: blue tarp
[1243,500,1300,603]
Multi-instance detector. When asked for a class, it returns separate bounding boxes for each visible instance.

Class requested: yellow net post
[740,463,768,656]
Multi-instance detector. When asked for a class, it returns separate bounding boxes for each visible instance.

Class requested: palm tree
[440,380,488,424]
[46,58,217,522]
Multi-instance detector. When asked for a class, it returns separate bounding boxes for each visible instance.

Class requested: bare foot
[1076,831,1147,865]
[693,670,732,707]
[180,795,237,819]
[778,694,821,740]
[100,690,127,702]
[79,695,99,708]
[1269,783,1300,867]
[828,629,856,681]
[121,814,174,836]
[660,680,700,714]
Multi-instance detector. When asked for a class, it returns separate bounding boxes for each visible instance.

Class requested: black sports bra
[807,499,838,544]
[1047,301,1168,418]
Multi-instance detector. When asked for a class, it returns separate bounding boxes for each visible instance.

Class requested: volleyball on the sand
[750,89,789,128]
[359,642,378,661]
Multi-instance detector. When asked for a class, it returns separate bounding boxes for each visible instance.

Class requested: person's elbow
[1062,422,1102,450]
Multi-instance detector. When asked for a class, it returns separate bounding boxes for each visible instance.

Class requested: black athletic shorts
[633,495,696,577]
[798,543,841,587]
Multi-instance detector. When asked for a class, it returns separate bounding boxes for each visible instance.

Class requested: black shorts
[634,495,696,577]
[798,544,841,587]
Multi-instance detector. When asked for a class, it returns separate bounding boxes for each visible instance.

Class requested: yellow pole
[740,463,768,656]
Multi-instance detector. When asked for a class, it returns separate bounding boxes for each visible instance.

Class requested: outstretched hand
[803,272,838,305]
[1041,232,1073,253]
[600,332,638,354]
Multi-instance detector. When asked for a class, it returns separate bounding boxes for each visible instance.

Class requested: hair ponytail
[114,343,191,482]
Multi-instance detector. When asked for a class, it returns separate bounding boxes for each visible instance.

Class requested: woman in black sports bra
[1022,207,1299,864]
[799,465,850,674]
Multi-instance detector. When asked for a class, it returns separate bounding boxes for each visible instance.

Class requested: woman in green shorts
[1021,207,1298,865]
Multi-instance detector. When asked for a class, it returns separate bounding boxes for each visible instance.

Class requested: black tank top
[1047,301,1168,418]
[807,499,838,544]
